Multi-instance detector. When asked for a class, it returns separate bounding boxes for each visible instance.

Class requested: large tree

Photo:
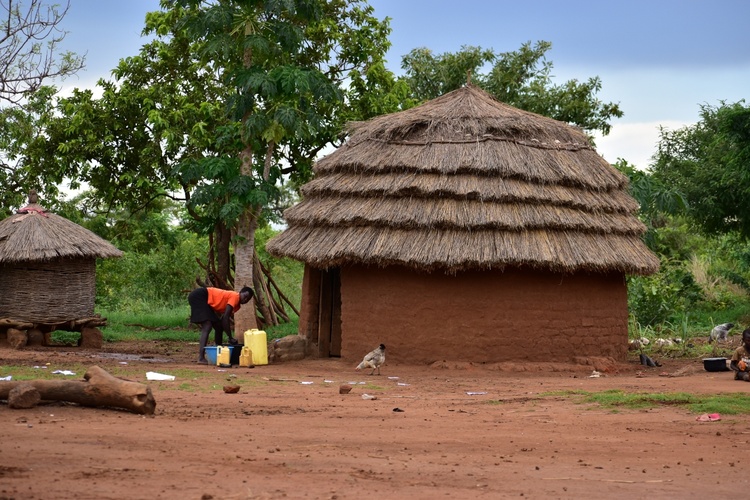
[162,0,405,333]
[33,5,253,292]
[28,0,403,329]
[0,0,84,105]
[651,100,750,238]
[399,41,623,136]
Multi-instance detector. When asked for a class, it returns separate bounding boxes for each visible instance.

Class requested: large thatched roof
[267,84,659,275]
[0,199,122,264]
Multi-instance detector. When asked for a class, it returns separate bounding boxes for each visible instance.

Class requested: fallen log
[9,383,41,409]
[0,366,156,415]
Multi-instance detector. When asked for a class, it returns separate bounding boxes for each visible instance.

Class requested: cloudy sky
[57,0,750,169]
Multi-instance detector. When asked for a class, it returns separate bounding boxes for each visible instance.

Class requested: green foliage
[652,100,750,238]
[613,159,688,248]
[96,232,207,312]
[627,258,703,326]
[399,41,623,136]
[0,86,65,215]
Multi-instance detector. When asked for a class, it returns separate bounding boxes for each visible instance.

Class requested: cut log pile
[0,316,107,349]
[0,365,156,415]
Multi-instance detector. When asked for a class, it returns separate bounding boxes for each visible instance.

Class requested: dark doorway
[317,267,341,357]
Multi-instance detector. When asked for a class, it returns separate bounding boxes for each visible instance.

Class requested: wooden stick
[256,258,300,317]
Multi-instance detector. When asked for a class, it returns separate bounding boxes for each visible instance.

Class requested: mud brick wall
[340,265,628,364]
[297,264,321,343]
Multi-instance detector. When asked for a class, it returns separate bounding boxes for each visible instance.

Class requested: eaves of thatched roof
[0,203,123,264]
[267,84,659,275]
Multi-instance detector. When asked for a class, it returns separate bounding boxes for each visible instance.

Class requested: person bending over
[188,286,254,364]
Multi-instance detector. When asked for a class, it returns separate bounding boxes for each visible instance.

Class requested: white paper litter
[589,370,601,378]
[300,381,314,385]
[466,391,487,395]
[33,366,47,369]
[52,370,76,376]
[146,371,175,381]
[0,375,11,381]
[324,380,334,383]
[397,382,410,386]
[361,393,377,400]
[387,376,399,380]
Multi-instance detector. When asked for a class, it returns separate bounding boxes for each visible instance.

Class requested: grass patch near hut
[98,308,298,343]
[545,389,750,415]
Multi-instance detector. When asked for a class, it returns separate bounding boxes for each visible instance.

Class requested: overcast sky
[57,0,750,170]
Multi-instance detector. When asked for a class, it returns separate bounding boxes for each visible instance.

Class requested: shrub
[628,259,703,326]
[96,234,207,312]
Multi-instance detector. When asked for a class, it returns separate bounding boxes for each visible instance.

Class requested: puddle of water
[97,353,174,363]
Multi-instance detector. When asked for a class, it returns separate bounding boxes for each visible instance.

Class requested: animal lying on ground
[356,344,386,375]
[710,323,734,342]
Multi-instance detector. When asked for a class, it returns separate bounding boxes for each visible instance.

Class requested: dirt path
[1,341,748,499]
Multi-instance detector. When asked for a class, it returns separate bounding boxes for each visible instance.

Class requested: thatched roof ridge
[268,84,659,275]
[0,203,123,263]
[284,197,646,234]
[302,172,641,213]
[316,140,624,191]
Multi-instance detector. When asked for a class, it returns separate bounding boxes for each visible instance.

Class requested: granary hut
[0,192,122,347]
[267,84,659,365]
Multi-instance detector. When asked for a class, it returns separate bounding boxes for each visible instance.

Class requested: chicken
[710,323,734,342]
[356,344,386,375]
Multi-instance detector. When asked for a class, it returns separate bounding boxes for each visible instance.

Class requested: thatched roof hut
[268,85,659,365]
[0,192,123,324]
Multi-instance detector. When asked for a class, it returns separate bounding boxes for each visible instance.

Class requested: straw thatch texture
[267,84,659,275]
[0,203,123,263]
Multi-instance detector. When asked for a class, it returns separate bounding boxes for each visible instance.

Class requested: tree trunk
[215,220,232,287]
[234,144,259,335]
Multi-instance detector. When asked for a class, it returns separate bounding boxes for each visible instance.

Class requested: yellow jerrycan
[239,345,253,367]
[244,329,268,365]
[217,345,232,367]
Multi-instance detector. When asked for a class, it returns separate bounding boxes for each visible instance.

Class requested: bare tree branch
[0,0,85,104]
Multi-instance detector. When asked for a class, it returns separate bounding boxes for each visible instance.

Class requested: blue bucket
[204,346,218,364]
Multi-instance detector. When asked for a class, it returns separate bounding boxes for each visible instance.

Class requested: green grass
[265,319,300,340]
[98,307,195,342]
[0,364,91,380]
[543,389,750,415]
[92,306,299,343]
[0,363,274,394]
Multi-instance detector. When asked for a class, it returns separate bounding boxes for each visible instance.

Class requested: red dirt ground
[1,339,750,499]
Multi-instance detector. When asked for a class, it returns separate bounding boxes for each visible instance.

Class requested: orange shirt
[206,288,241,315]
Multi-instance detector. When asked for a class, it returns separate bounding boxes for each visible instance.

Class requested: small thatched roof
[0,195,123,264]
[267,84,659,275]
